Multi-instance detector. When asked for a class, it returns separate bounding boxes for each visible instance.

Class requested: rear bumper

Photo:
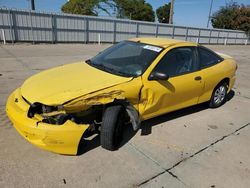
[6,88,89,155]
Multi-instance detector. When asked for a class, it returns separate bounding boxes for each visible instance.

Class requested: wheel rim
[214,85,226,105]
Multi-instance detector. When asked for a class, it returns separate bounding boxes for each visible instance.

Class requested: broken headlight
[27,103,69,125]
[27,102,63,118]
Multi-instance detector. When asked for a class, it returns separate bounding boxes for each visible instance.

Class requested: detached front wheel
[209,82,228,108]
[101,105,125,151]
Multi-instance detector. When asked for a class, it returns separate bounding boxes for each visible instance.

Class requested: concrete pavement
[0,44,250,188]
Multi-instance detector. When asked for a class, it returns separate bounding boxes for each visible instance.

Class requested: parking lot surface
[0,43,250,188]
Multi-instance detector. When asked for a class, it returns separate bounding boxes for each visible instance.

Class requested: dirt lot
[0,43,250,188]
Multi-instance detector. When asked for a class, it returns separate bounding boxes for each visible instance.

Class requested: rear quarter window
[198,47,223,69]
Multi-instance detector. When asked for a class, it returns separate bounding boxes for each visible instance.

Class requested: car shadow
[77,134,100,155]
[140,90,235,135]
[77,90,235,155]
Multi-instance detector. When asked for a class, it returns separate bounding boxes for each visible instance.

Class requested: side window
[198,47,222,68]
[153,47,198,77]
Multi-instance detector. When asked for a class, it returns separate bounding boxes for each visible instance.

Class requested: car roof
[128,37,197,48]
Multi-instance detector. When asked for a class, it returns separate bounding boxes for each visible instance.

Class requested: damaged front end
[27,89,141,131]
[6,88,141,155]
[27,102,103,126]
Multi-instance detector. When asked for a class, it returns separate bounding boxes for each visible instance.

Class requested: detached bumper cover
[6,88,89,155]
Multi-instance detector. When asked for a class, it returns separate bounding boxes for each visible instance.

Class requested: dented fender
[63,77,143,130]
[63,90,126,112]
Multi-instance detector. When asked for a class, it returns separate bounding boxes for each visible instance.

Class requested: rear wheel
[209,82,228,108]
[100,105,125,151]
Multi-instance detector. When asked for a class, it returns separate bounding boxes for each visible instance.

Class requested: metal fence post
[208,29,212,44]
[113,20,116,43]
[85,17,89,43]
[247,31,250,45]
[235,33,237,44]
[136,22,139,38]
[185,27,189,41]
[11,10,18,43]
[51,14,57,43]
[51,14,54,43]
[217,31,220,44]
[197,29,201,43]
[155,24,159,38]
[224,31,229,45]
[129,19,132,37]
[172,25,175,39]
[0,9,5,43]
[29,11,34,44]
[1,29,6,44]
[8,9,15,43]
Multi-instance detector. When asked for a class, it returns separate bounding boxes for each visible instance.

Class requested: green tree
[156,3,171,23]
[211,2,250,33]
[114,0,155,22]
[61,0,115,16]
[62,0,155,22]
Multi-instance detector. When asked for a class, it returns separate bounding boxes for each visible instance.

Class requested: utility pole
[31,0,35,10]
[207,0,214,28]
[169,0,174,24]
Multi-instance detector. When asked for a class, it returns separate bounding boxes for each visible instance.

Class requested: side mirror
[149,71,169,81]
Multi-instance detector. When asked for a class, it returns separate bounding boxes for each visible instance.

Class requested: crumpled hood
[21,62,132,105]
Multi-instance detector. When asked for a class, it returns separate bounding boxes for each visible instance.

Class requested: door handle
[194,76,202,81]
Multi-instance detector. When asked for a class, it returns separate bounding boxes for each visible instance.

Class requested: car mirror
[149,71,169,81]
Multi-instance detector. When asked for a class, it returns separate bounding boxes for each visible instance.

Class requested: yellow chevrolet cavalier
[6,38,237,155]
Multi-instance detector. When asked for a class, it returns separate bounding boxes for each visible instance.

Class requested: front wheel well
[104,99,141,131]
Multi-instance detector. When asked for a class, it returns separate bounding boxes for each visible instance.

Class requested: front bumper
[6,88,89,155]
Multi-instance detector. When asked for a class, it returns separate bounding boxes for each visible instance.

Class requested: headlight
[27,103,63,118]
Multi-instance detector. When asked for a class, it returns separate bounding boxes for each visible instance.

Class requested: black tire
[101,105,125,151]
[209,82,228,108]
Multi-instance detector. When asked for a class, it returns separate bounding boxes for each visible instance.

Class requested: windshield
[88,41,163,77]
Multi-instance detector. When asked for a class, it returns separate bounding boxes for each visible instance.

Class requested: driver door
[139,46,204,120]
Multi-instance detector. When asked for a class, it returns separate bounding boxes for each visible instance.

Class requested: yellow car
[6,38,237,155]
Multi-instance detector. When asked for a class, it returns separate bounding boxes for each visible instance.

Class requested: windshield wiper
[105,67,133,77]
[85,60,106,71]
[87,62,113,74]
